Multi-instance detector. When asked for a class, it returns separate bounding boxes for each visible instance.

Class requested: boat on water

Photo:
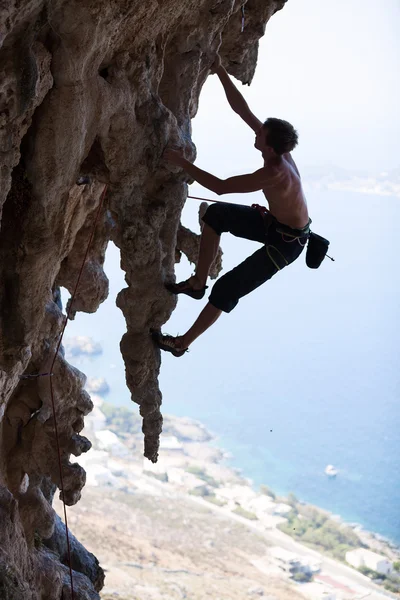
[325,464,338,477]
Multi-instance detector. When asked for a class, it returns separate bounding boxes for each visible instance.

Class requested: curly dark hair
[263,117,298,155]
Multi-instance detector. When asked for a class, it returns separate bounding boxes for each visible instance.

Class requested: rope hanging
[188,194,228,205]
[22,184,108,599]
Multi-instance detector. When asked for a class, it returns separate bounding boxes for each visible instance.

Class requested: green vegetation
[186,465,219,488]
[143,470,168,483]
[394,561,400,572]
[204,495,226,507]
[102,402,141,435]
[292,572,313,583]
[359,566,386,580]
[188,484,225,506]
[260,485,276,500]
[384,580,400,594]
[286,492,299,507]
[278,501,364,561]
[189,485,211,497]
[232,506,258,521]
[358,567,400,593]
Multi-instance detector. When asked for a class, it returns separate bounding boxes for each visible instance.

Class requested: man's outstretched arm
[213,55,262,133]
[164,149,270,195]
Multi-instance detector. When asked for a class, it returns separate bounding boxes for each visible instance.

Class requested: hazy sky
[194,0,400,174]
[59,0,400,537]
[63,1,400,435]
[63,0,400,406]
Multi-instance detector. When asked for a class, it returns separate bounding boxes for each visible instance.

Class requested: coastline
[84,397,400,560]
[219,441,399,553]
[193,414,399,556]
[59,396,400,599]
[206,425,400,560]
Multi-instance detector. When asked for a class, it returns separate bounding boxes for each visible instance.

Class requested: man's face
[255,126,268,152]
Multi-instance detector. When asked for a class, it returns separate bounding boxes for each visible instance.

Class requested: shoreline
[89,398,400,559]
[69,397,400,598]
[200,421,400,554]
[219,441,400,553]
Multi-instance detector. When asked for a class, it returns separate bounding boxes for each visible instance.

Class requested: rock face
[0,0,287,598]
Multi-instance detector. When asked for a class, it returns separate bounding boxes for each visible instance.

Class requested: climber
[153,54,310,357]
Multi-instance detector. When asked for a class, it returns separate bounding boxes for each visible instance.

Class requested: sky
[193,0,400,174]
[54,0,400,544]
[63,0,400,408]
[60,2,400,534]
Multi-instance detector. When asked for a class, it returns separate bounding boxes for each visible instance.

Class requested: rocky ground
[55,486,302,600]
[52,398,399,600]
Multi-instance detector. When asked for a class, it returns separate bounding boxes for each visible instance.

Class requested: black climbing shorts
[201,202,309,313]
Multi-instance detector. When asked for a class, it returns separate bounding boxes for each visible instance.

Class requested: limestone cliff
[0,1,287,598]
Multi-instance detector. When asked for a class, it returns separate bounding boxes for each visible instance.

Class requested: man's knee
[202,203,229,236]
[209,277,239,313]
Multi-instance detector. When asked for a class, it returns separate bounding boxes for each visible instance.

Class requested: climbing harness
[19,184,108,599]
[188,195,334,267]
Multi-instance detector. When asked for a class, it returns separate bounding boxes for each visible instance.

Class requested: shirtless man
[154,55,310,357]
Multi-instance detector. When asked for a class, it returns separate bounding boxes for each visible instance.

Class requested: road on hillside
[266,527,395,600]
[188,493,396,600]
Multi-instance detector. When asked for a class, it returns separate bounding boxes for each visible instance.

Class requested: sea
[62,188,400,546]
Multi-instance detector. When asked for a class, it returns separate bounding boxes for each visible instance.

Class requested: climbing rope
[49,183,108,599]
[188,194,228,205]
[188,194,262,209]
[20,184,108,598]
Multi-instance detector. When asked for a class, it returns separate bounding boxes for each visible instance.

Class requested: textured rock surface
[176,201,223,277]
[0,0,287,598]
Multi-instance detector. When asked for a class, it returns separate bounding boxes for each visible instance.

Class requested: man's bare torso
[262,154,309,230]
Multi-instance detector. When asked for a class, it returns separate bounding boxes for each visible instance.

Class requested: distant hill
[302,165,400,197]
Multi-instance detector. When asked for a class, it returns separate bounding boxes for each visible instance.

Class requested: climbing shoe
[165,278,207,300]
[151,331,188,358]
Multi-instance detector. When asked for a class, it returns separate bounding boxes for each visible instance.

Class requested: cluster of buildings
[79,404,398,600]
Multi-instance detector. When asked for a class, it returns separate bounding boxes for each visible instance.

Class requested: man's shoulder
[283,153,301,177]
[261,159,302,192]
[262,161,288,182]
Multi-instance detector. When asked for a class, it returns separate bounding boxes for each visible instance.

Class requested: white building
[273,502,293,516]
[215,484,258,509]
[159,436,184,451]
[84,394,107,433]
[247,495,276,515]
[345,548,393,575]
[267,547,321,576]
[268,547,301,574]
[94,429,130,458]
[165,467,204,491]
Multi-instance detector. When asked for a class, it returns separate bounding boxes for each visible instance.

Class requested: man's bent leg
[176,246,277,349]
[192,203,265,288]
[208,246,278,314]
[178,302,222,348]
[193,224,220,288]
[156,246,276,356]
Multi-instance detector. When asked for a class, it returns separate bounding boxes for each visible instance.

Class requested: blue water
[63,189,400,545]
